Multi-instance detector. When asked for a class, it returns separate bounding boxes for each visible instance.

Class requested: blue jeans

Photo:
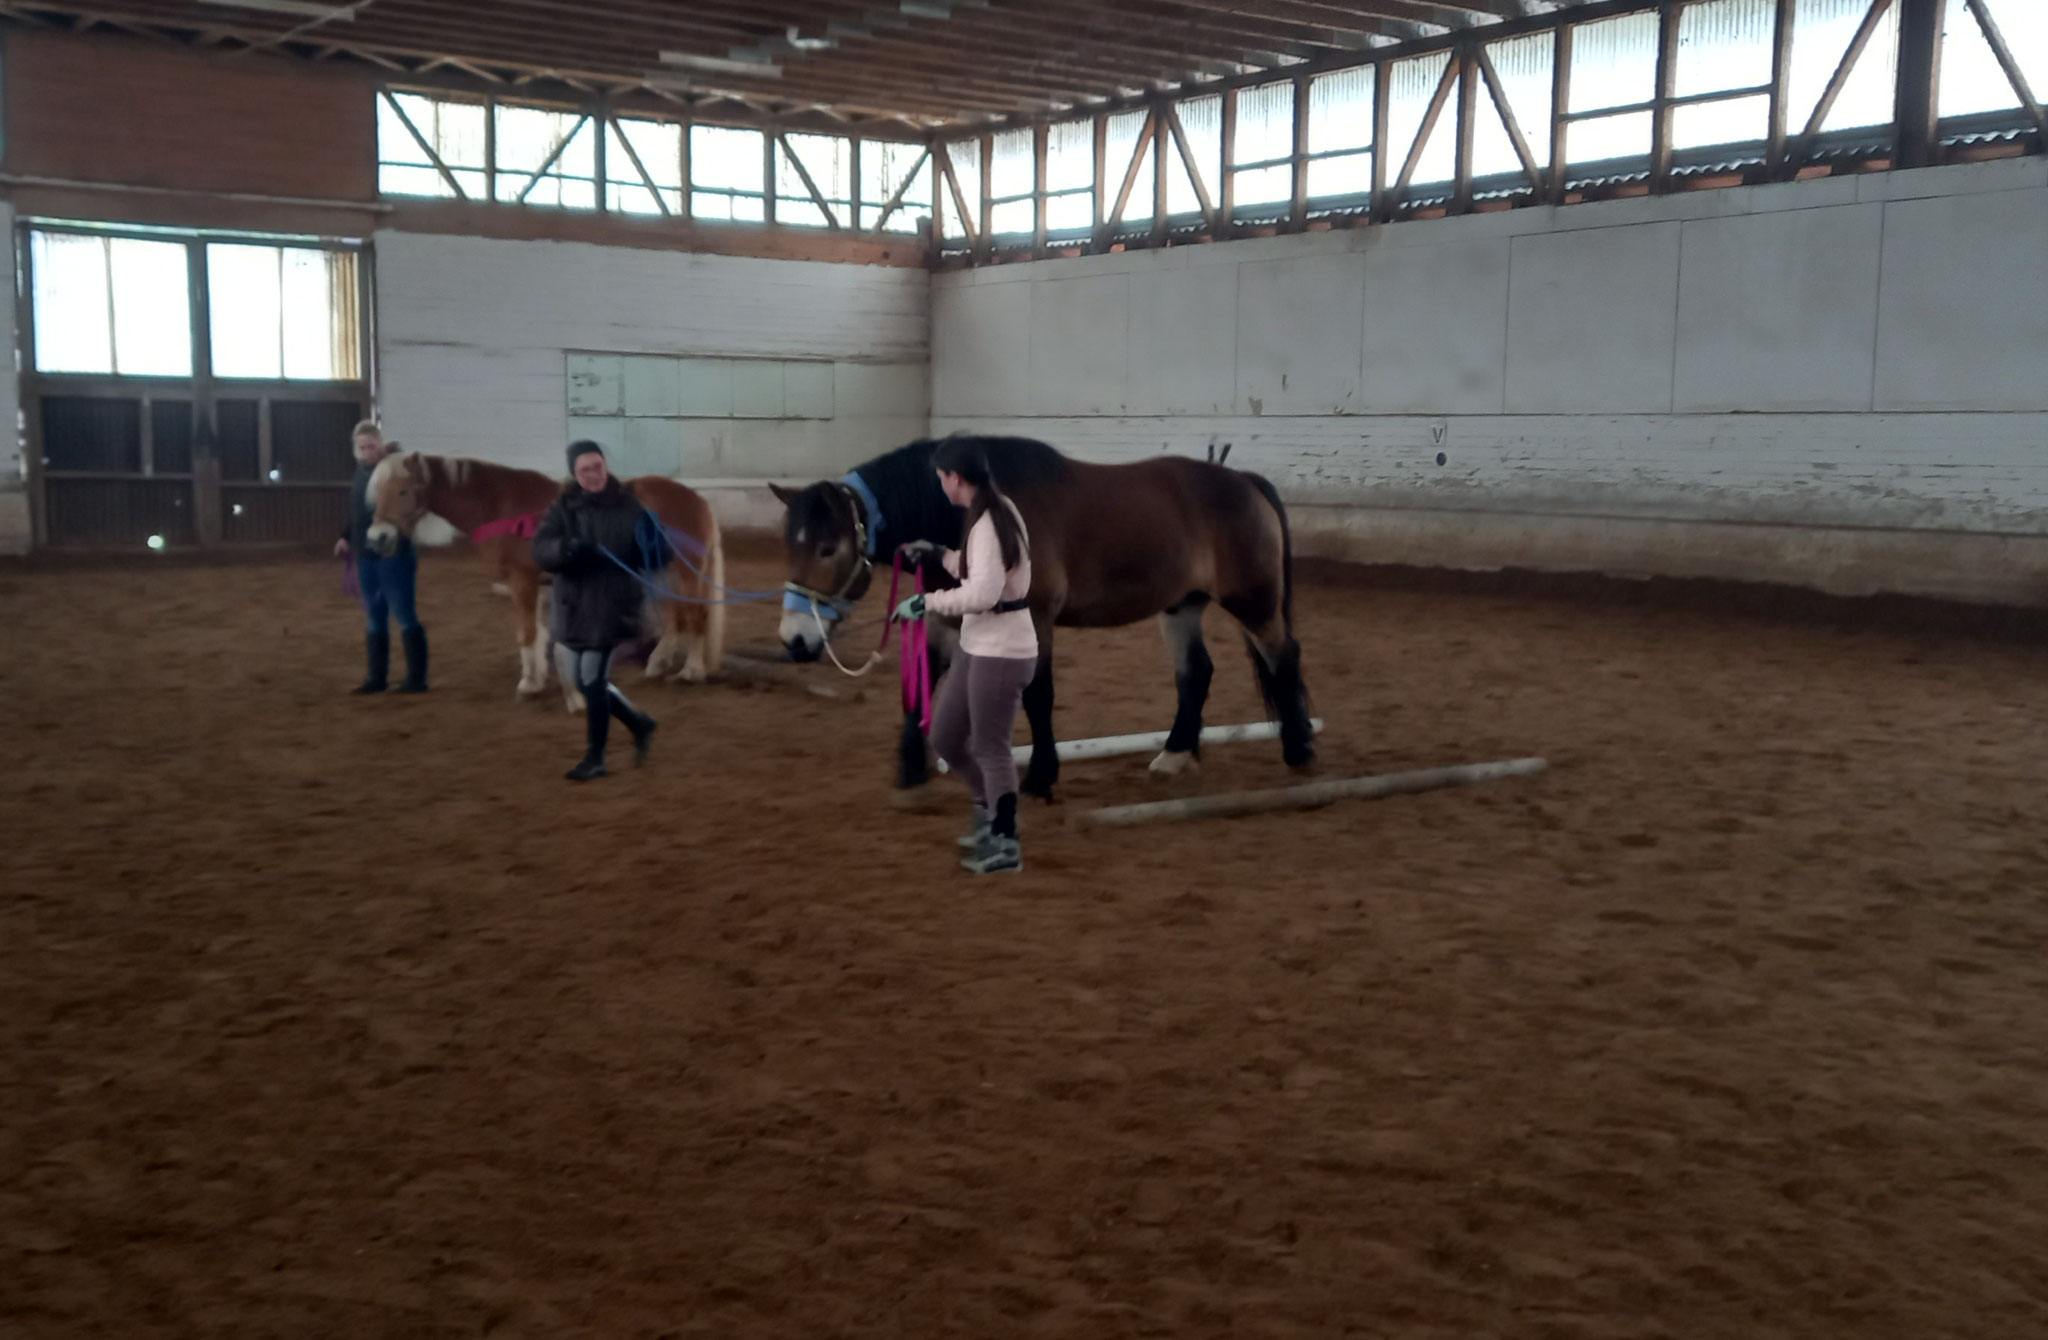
[358,548,421,635]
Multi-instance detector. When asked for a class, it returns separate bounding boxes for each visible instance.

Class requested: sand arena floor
[4,547,2047,1338]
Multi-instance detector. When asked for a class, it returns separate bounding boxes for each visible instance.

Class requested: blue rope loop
[591,509,781,607]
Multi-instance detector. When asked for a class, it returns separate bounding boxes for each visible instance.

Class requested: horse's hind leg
[536,590,568,707]
[1229,604,1316,770]
[539,588,585,714]
[645,584,686,682]
[1151,597,1213,779]
[554,640,586,714]
[682,537,727,683]
[673,576,710,684]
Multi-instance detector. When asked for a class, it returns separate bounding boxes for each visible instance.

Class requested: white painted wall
[930,156,2048,603]
[373,231,930,483]
[0,201,27,555]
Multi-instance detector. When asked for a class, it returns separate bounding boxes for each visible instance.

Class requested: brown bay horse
[364,452,726,705]
[773,435,1313,797]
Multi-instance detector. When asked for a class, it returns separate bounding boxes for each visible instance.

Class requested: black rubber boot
[352,629,390,694]
[397,626,429,693]
[566,675,611,781]
[609,687,657,767]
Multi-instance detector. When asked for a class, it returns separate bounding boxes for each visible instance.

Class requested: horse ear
[769,483,798,509]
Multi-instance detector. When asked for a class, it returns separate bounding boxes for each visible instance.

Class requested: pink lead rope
[904,563,932,735]
[881,551,934,735]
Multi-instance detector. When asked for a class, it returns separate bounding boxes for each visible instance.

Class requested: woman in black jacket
[532,441,660,781]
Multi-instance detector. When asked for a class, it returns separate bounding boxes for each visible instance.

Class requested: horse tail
[1241,470,1316,767]
[1245,471,1294,636]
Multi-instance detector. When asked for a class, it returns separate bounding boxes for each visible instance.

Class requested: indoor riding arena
[5,3,2048,1337]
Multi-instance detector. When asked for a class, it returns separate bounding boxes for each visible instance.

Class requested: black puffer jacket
[532,480,654,650]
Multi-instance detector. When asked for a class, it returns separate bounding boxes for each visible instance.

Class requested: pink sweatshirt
[925,501,1037,660]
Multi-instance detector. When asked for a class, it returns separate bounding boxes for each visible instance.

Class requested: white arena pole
[1079,757,1548,828]
[934,718,1323,774]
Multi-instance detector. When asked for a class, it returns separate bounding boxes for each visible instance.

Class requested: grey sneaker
[961,835,1022,875]
[958,805,992,849]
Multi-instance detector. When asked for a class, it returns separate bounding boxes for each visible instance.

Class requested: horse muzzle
[780,609,827,662]
[779,588,845,662]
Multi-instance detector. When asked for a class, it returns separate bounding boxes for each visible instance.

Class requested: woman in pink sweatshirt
[894,438,1037,875]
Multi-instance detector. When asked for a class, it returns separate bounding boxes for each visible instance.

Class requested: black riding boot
[609,686,657,766]
[397,626,429,694]
[352,629,389,694]
[566,673,612,781]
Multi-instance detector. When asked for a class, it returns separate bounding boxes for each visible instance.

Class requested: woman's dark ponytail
[932,436,1023,579]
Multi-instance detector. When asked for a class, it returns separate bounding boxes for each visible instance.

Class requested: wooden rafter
[381,87,470,199]
[605,113,673,216]
[1965,0,2047,143]
[510,111,590,204]
[1474,40,1542,193]
[1787,0,1893,161]
[935,141,978,244]
[1163,100,1218,228]
[1391,50,1458,197]
[868,144,932,230]
[15,0,2046,272]
[1102,110,1159,239]
[0,0,1633,127]
[775,131,843,228]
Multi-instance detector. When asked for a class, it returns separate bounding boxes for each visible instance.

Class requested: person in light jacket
[895,437,1036,875]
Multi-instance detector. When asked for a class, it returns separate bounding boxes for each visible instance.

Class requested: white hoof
[565,692,587,714]
[1149,750,1198,778]
[516,679,544,699]
[675,662,708,685]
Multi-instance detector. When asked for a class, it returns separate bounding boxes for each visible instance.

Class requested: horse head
[770,479,875,662]
[364,452,430,556]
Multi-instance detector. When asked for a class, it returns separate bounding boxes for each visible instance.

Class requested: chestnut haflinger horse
[363,452,726,706]
[774,434,1314,798]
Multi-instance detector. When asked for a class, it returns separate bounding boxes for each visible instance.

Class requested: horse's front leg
[536,584,583,714]
[1019,630,1058,801]
[898,621,954,789]
[510,566,547,699]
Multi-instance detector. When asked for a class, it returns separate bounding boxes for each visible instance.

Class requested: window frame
[16,219,374,551]
[375,86,936,238]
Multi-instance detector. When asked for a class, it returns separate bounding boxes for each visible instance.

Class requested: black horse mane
[795,434,1070,552]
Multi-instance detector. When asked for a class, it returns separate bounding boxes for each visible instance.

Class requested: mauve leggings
[929,652,1037,807]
